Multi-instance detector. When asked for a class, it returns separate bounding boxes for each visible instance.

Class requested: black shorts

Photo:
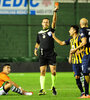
[39,49,57,66]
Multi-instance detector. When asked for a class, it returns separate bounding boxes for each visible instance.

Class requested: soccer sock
[76,78,84,93]
[84,75,89,95]
[40,76,45,90]
[80,75,84,87]
[11,86,22,95]
[51,74,56,88]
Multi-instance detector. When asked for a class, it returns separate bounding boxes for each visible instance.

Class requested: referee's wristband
[35,48,38,50]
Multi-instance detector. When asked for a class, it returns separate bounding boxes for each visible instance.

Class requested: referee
[34,7,58,95]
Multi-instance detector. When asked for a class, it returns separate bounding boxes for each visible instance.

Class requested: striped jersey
[65,34,84,64]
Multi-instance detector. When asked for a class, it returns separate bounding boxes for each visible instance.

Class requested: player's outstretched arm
[52,3,59,29]
[52,33,66,45]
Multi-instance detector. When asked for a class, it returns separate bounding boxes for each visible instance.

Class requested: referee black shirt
[36,27,55,50]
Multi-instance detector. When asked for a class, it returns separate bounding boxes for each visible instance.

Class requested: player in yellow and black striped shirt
[70,18,90,98]
[68,34,84,64]
[52,25,84,97]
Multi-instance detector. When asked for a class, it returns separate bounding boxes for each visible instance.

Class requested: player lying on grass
[0,64,33,96]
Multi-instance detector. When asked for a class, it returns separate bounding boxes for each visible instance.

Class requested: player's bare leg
[39,65,47,95]
[50,65,57,95]
[4,82,33,95]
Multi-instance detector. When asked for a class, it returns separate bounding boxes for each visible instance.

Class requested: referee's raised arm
[51,4,59,29]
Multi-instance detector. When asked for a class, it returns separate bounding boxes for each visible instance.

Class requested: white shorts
[0,86,7,96]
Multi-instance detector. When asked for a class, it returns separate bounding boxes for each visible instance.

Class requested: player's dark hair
[2,64,11,68]
[71,25,79,34]
[42,18,50,23]
[43,18,49,21]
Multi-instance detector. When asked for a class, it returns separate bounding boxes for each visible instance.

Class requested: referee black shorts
[39,50,57,66]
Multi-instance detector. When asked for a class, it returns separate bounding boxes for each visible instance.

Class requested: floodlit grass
[0,72,89,100]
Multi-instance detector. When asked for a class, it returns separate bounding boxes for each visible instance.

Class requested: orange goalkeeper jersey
[0,72,10,87]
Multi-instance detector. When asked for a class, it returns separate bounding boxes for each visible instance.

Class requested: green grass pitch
[0,72,90,100]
